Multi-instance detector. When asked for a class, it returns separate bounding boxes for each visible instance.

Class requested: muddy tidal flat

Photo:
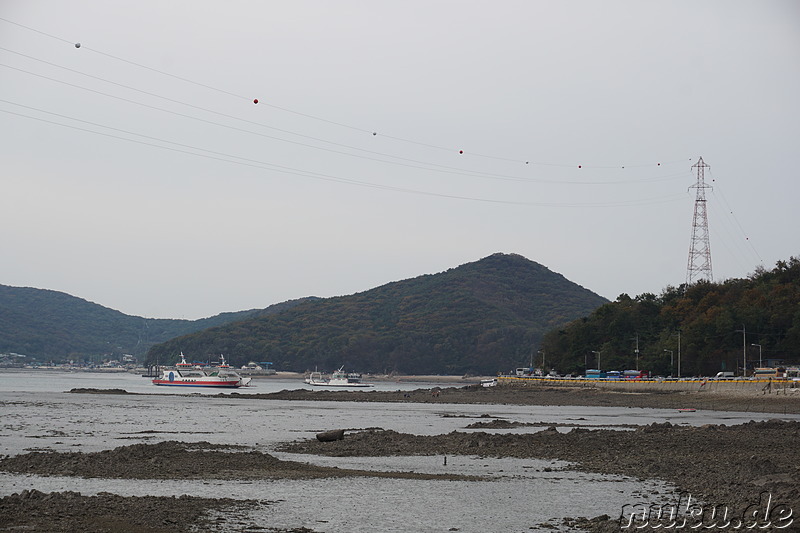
[279,420,800,531]
[1,374,799,532]
[233,380,800,415]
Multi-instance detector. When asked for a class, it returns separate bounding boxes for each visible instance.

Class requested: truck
[752,367,785,379]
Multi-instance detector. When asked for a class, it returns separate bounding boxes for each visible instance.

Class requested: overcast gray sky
[1,1,798,319]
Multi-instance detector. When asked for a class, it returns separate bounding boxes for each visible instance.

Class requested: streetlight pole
[738,325,747,376]
[664,350,673,376]
[671,330,682,378]
[592,350,600,370]
[538,350,545,372]
[751,344,762,368]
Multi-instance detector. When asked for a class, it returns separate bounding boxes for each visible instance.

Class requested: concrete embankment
[498,375,800,395]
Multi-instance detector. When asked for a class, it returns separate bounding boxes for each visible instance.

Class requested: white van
[714,371,735,379]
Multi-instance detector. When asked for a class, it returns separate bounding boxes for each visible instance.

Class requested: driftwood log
[316,429,345,442]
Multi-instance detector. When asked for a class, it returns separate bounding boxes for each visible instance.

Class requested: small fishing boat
[305,371,328,386]
[175,352,194,369]
[305,367,373,387]
[213,354,231,368]
[327,367,373,387]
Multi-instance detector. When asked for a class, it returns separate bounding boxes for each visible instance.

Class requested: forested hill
[0,284,311,361]
[540,256,800,377]
[146,253,609,375]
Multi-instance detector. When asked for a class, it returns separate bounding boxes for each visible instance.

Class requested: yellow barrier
[495,376,797,392]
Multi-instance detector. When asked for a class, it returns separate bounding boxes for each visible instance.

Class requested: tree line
[540,257,800,376]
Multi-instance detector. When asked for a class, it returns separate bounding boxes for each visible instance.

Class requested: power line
[0,58,688,187]
[0,102,687,209]
[708,169,764,267]
[0,15,688,171]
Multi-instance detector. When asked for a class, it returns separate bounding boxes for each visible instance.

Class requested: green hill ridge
[146,253,608,374]
[0,285,309,361]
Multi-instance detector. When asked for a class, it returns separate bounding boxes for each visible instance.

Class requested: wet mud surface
[72,382,800,414]
[0,440,477,482]
[279,420,800,531]
[10,385,800,532]
[232,383,800,414]
[0,441,477,532]
[0,490,267,533]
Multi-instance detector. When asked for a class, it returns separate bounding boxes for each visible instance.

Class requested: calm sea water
[2,371,797,532]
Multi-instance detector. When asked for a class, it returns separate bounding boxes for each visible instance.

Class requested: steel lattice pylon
[686,157,713,285]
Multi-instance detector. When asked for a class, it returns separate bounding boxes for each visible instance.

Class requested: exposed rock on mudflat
[0,490,263,533]
[68,387,131,394]
[228,384,800,414]
[0,440,478,482]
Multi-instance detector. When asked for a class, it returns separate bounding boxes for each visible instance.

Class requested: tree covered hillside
[540,257,800,376]
[146,253,608,374]
[0,285,310,361]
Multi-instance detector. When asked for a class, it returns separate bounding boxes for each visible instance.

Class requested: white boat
[481,378,498,388]
[305,371,328,386]
[175,352,194,369]
[305,367,373,387]
[328,367,372,387]
[214,354,231,368]
[153,353,252,388]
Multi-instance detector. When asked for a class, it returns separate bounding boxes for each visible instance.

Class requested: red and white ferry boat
[152,353,251,388]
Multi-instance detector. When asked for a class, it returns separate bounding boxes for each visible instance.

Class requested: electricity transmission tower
[686,157,713,285]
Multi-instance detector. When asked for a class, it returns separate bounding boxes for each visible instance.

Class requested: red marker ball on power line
[578,165,582,168]
[459,150,463,154]
[253,99,259,104]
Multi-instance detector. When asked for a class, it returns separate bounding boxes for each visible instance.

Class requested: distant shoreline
[269,371,488,384]
[0,367,491,384]
[62,380,800,415]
